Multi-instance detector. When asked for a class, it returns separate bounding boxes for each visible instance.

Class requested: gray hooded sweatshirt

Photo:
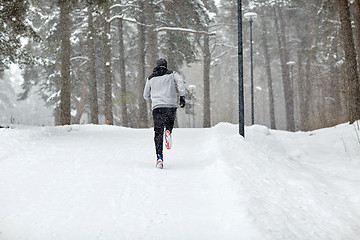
[143,71,185,110]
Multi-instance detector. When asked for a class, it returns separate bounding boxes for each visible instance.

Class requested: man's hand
[180,96,185,108]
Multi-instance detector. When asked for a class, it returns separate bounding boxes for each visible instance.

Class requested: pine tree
[0,0,38,70]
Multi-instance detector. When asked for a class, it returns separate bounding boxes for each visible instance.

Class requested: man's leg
[164,108,176,150]
[153,108,165,157]
[165,108,177,133]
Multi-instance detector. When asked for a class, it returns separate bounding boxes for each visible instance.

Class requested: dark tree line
[10,0,215,127]
[1,0,360,130]
[0,0,39,71]
[213,0,360,131]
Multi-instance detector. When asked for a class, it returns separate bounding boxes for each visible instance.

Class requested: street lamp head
[244,12,258,21]
[188,85,196,91]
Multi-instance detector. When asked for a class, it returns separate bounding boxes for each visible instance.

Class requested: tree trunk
[145,0,158,76]
[278,7,295,131]
[203,33,211,128]
[260,12,276,129]
[295,0,313,131]
[303,0,313,130]
[337,0,360,123]
[117,5,128,127]
[138,0,148,128]
[59,0,71,125]
[164,0,175,71]
[353,0,360,76]
[103,2,113,125]
[274,7,295,131]
[296,51,305,126]
[328,27,344,125]
[88,4,99,124]
[145,0,157,127]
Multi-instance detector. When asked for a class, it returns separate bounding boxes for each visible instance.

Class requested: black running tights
[153,107,177,156]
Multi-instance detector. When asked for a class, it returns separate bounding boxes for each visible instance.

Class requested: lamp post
[189,85,196,128]
[244,12,257,126]
[237,0,244,137]
[287,61,296,131]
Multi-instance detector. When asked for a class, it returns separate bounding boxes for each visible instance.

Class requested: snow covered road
[0,123,359,239]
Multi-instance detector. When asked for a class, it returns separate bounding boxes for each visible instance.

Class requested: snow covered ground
[0,122,359,240]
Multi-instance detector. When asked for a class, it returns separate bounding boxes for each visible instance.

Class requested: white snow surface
[0,123,359,240]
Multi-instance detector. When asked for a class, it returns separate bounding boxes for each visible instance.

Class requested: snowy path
[0,125,260,239]
[0,123,359,239]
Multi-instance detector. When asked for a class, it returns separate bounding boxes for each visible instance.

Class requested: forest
[1,0,360,131]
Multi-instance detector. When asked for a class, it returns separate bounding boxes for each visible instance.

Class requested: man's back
[144,72,184,110]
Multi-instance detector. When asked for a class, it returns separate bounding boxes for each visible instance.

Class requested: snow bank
[0,123,359,239]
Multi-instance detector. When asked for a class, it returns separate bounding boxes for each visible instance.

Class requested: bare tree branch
[154,27,216,36]
[110,3,140,10]
[215,42,237,49]
[107,15,150,26]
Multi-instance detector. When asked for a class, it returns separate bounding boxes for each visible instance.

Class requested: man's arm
[143,79,151,100]
[173,72,185,97]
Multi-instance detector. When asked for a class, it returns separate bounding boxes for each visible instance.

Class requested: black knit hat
[156,58,167,68]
